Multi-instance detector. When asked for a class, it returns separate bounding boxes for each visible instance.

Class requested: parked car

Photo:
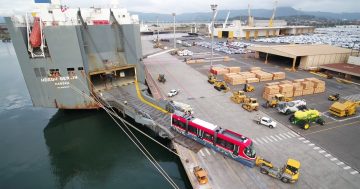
[168,89,180,97]
[256,116,277,128]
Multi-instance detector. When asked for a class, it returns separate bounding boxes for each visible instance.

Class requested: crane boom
[269,0,278,27]
[223,11,230,28]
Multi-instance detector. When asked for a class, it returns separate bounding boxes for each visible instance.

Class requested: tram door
[233,145,239,155]
[197,129,204,139]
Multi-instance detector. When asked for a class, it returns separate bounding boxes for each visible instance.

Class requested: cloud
[0,0,358,16]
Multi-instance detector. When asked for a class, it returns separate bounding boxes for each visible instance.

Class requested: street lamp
[172,13,176,49]
[210,4,218,69]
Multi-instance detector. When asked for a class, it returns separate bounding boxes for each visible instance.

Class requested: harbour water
[0,42,191,189]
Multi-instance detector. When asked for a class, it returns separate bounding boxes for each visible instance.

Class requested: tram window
[188,125,197,133]
[217,138,234,150]
[179,121,186,129]
[203,132,213,141]
[172,119,179,125]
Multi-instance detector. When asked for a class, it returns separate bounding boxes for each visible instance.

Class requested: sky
[0,0,359,16]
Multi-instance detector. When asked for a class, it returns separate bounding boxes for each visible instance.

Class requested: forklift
[264,94,293,108]
[328,93,340,101]
[244,84,255,92]
[256,157,301,183]
[208,73,217,84]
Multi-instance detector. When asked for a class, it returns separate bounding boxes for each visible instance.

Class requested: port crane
[269,0,278,27]
[248,4,254,27]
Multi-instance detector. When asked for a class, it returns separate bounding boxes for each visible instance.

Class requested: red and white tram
[171,113,256,167]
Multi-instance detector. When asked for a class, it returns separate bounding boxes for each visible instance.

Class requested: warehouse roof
[320,63,360,77]
[248,44,352,58]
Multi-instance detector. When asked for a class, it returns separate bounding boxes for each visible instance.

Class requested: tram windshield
[244,142,256,158]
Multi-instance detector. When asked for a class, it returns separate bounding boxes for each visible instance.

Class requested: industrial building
[320,56,360,79]
[214,19,315,40]
[248,44,355,70]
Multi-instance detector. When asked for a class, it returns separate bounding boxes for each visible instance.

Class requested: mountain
[132,7,360,22]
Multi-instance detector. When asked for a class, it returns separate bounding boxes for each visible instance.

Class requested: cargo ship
[6,1,144,109]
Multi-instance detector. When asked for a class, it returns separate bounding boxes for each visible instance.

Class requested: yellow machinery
[265,94,293,108]
[231,91,247,104]
[329,100,360,117]
[255,157,300,183]
[328,94,340,101]
[214,80,230,93]
[242,98,259,112]
[208,73,217,84]
[244,84,255,92]
[193,166,208,185]
[289,109,325,130]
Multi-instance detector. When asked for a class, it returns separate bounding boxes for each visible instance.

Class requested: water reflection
[43,110,191,189]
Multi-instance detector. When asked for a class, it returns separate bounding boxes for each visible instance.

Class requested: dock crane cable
[69,84,180,189]
[70,79,179,187]
[78,74,179,158]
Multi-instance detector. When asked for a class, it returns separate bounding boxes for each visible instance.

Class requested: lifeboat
[29,17,42,48]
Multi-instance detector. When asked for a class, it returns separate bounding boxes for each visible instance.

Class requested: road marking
[298,137,305,140]
[199,149,205,157]
[287,132,296,137]
[270,135,278,142]
[313,147,320,150]
[265,136,273,142]
[205,148,211,155]
[337,162,344,166]
[308,143,315,146]
[275,135,283,140]
[304,120,360,136]
[303,140,310,143]
[291,131,299,136]
[261,137,269,143]
[330,158,337,161]
[325,154,332,157]
[282,133,292,138]
[319,150,326,154]
[256,138,264,144]
[279,134,287,140]
[343,166,351,170]
[252,139,258,144]
[351,171,359,175]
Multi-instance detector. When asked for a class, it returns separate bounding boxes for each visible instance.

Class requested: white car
[168,89,180,97]
[257,117,277,128]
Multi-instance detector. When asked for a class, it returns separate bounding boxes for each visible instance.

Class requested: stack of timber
[306,78,326,93]
[226,67,241,73]
[280,80,293,84]
[265,82,280,86]
[272,72,286,80]
[279,84,294,98]
[301,80,315,95]
[246,78,260,83]
[262,77,326,100]
[210,66,229,75]
[224,73,246,85]
[254,71,273,82]
[263,85,280,100]
[250,67,261,72]
[292,82,303,97]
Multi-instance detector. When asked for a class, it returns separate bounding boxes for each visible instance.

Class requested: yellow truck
[256,157,300,183]
[329,100,360,117]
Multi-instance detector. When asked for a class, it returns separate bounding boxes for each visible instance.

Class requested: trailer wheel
[285,109,291,115]
[260,168,268,174]
[316,118,325,125]
[289,115,295,122]
[303,123,310,130]
[281,177,290,183]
